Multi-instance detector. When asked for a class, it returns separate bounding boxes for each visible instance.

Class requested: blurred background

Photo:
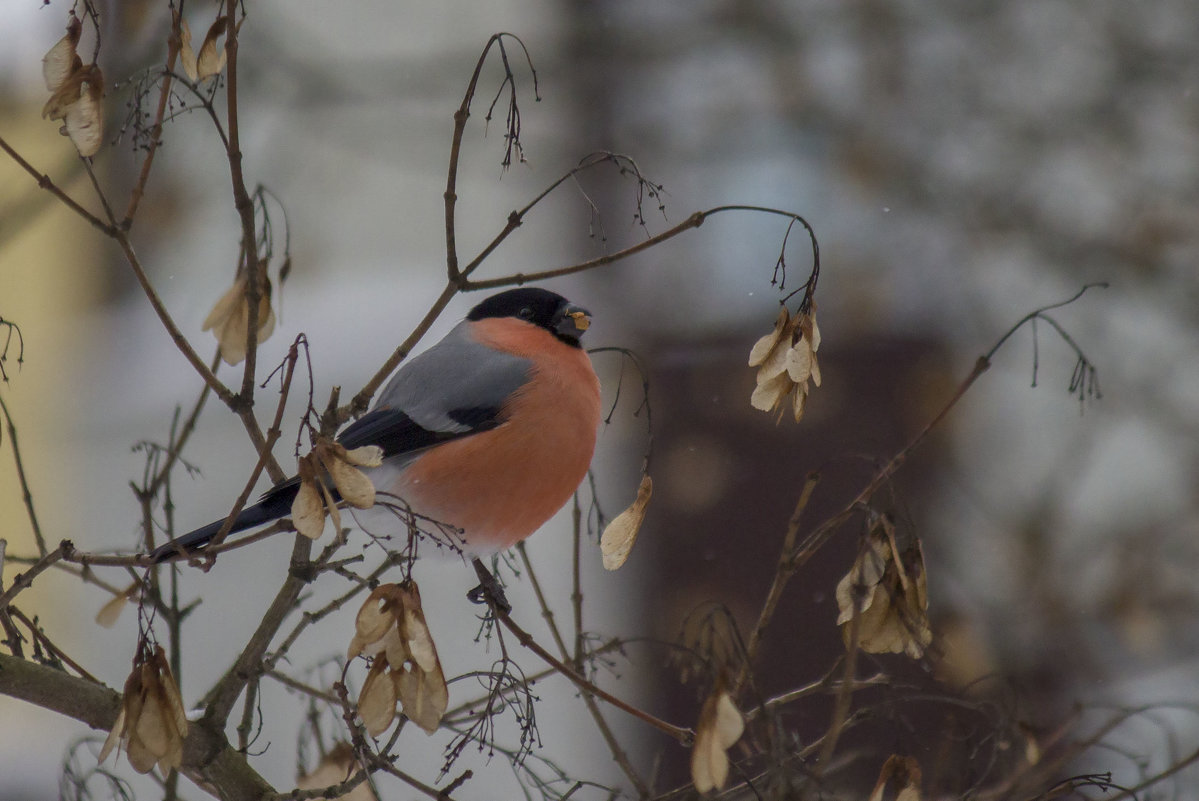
[2,0,1198,798]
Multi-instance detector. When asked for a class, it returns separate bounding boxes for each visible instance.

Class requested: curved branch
[0,652,276,800]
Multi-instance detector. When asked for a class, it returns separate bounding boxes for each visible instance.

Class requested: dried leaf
[203,274,276,365]
[351,588,395,653]
[292,459,327,540]
[791,381,810,422]
[133,689,170,764]
[319,471,342,536]
[1023,728,1041,766]
[712,691,745,747]
[600,474,653,570]
[804,308,821,352]
[836,530,931,658]
[394,663,448,735]
[124,727,159,775]
[296,742,378,801]
[784,340,813,384]
[65,79,103,157]
[98,706,125,763]
[403,607,438,672]
[104,645,187,775]
[196,16,229,81]
[201,278,243,332]
[381,625,409,668]
[750,370,791,413]
[95,583,136,628]
[690,688,743,793]
[869,755,922,801]
[320,443,376,509]
[749,306,823,422]
[747,307,789,367]
[42,64,86,120]
[178,18,198,82]
[42,18,81,91]
[155,649,189,735]
[357,661,398,737]
[342,444,384,468]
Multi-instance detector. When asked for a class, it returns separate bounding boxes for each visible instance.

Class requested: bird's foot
[469,558,512,614]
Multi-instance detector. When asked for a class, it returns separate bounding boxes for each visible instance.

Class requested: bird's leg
[469,557,511,614]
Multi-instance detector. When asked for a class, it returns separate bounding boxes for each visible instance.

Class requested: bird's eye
[518,307,535,320]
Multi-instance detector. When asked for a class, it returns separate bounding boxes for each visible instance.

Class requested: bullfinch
[150,288,601,562]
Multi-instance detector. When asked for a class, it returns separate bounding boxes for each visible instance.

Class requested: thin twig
[122,9,183,228]
[0,394,48,555]
[477,563,692,745]
[198,532,315,726]
[517,544,651,796]
[459,205,814,291]
[7,606,99,683]
[0,544,64,611]
[735,473,819,692]
[0,135,114,235]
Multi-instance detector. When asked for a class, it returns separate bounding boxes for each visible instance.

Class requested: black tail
[150,483,301,563]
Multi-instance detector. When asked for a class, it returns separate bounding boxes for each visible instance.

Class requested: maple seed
[179,18,199,81]
[40,18,106,158]
[869,755,923,801]
[318,441,377,509]
[196,17,230,81]
[357,660,398,737]
[690,687,745,793]
[835,519,932,659]
[65,80,104,158]
[600,474,653,570]
[202,272,277,365]
[296,742,378,801]
[95,582,138,628]
[748,305,822,422]
[291,454,327,540]
[99,644,188,776]
[42,18,82,92]
[349,583,448,737]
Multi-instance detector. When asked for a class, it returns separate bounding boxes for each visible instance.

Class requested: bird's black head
[467,288,592,347]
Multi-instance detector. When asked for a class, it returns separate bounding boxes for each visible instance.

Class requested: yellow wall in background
[0,110,103,599]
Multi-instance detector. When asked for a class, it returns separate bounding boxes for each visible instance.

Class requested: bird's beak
[555,303,591,341]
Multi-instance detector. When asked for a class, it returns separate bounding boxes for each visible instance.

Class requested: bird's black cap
[467,288,591,347]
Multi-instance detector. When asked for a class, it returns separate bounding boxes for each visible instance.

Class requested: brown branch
[61,522,286,568]
[458,204,813,291]
[736,472,820,692]
[444,33,535,283]
[264,551,405,674]
[816,586,862,769]
[112,229,237,406]
[0,544,64,611]
[478,563,692,745]
[220,1,269,409]
[121,10,183,228]
[460,211,707,291]
[7,605,99,683]
[202,535,314,725]
[0,135,115,235]
[148,350,220,498]
[786,356,991,578]
[165,342,298,558]
[0,394,48,555]
[263,668,340,706]
[0,651,277,800]
[516,544,651,796]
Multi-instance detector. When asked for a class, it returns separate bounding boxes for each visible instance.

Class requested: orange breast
[395,319,601,553]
